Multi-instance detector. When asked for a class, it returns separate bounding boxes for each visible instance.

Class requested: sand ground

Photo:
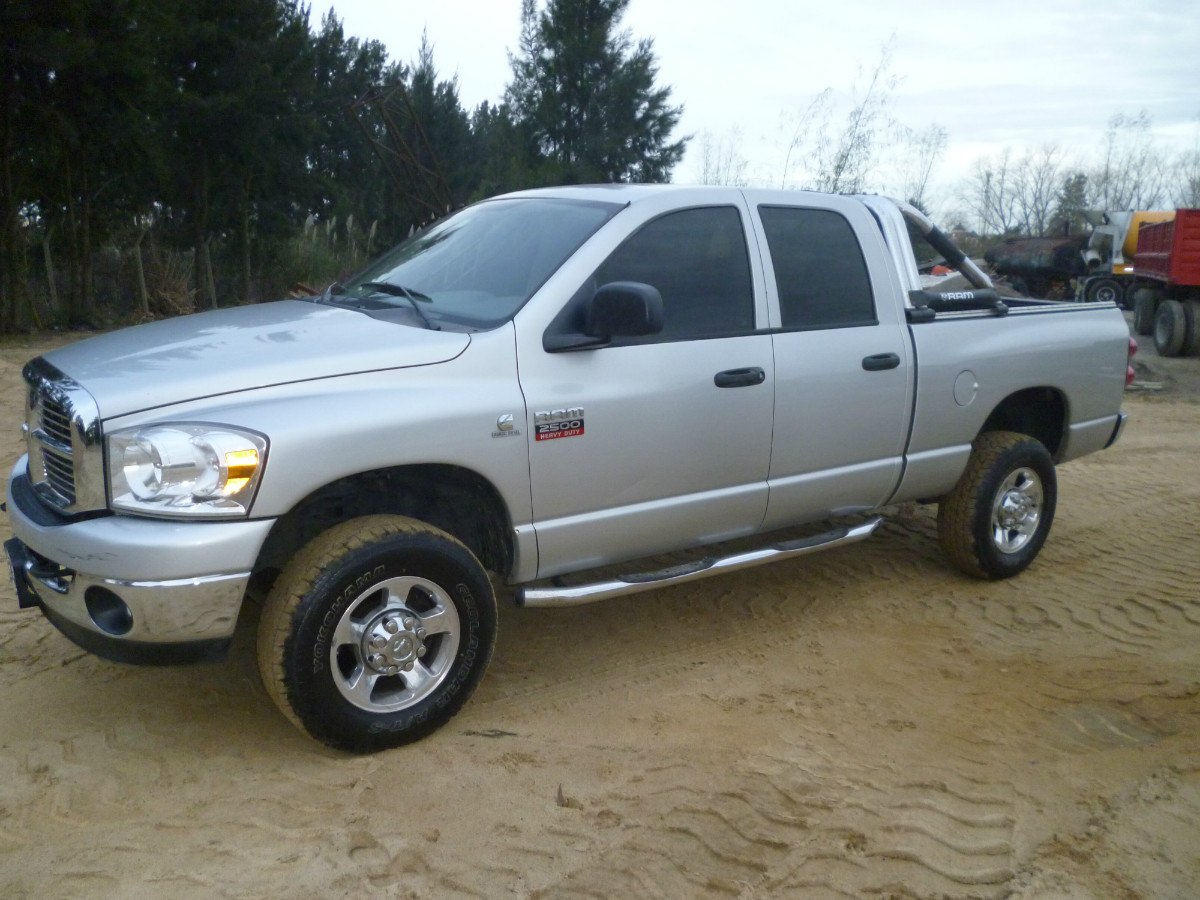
[0,330,1197,898]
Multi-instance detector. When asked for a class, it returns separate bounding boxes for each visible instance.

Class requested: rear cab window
[757,206,878,330]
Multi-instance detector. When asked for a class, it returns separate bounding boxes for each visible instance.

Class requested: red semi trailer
[1130,209,1200,357]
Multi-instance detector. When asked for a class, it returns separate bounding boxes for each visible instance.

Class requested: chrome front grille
[42,444,77,504]
[23,358,104,513]
[36,391,77,503]
[39,394,74,446]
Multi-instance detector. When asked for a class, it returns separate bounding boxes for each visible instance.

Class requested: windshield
[334,197,621,329]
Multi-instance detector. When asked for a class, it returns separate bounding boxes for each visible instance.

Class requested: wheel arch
[977,387,1068,461]
[252,464,514,591]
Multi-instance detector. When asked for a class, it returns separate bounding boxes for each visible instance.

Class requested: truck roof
[496,183,884,208]
[492,185,992,299]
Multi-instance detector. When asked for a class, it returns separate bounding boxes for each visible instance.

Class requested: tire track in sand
[497,754,1021,899]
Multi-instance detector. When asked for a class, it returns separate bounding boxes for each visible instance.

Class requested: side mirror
[584,281,664,338]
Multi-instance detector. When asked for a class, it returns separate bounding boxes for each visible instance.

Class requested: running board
[516,516,883,608]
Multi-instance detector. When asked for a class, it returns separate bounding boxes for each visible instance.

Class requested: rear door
[743,193,914,530]
[515,192,775,578]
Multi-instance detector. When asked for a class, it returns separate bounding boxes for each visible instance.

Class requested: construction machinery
[984,235,1086,299]
[1079,209,1176,307]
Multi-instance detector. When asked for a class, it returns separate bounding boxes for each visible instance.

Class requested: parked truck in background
[1129,209,1200,357]
[5,186,1135,752]
[1080,209,1176,307]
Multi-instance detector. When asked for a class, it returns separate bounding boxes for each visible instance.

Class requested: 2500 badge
[534,407,585,442]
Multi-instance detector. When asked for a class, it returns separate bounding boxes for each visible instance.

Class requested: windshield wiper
[357,281,441,330]
[359,281,433,302]
[318,281,382,312]
[319,281,347,303]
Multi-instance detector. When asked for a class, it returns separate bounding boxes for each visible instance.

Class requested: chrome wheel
[990,467,1043,554]
[330,575,461,713]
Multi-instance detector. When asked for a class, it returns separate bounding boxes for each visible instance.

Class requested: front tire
[257,515,497,752]
[1085,276,1123,307]
[938,431,1057,579]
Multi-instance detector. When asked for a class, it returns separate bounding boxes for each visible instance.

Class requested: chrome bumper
[6,458,274,661]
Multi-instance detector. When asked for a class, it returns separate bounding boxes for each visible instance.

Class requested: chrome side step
[516,516,883,608]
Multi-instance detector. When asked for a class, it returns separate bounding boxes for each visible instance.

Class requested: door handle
[714,366,766,388]
[862,353,901,371]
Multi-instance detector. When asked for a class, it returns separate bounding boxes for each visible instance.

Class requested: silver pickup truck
[5,186,1133,751]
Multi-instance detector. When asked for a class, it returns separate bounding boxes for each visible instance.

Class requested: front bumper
[6,458,275,664]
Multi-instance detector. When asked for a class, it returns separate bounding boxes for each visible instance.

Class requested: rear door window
[758,206,877,330]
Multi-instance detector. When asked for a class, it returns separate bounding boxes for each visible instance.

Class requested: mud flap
[5,537,44,610]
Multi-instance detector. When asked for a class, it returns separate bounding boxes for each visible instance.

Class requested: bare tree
[779,38,899,193]
[1013,144,1066,236]
[1089,111,1170,210]
[812,40,900,193]
[896,123,947,211]
[779,89,832,189]
[695,128,749,186]
[1174,114,1200,207]
[961,148,1021,235]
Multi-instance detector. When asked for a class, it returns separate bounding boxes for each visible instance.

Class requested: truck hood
[43,300,470,418]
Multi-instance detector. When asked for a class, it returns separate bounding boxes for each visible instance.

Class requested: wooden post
[42,234,58,315]
[132,221,149,318]
[203,238,217,309]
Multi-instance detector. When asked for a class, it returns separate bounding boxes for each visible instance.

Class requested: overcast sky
[307,0,1199,215]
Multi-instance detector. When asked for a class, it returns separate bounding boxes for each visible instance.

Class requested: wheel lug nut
[415,628,426,639]
[404,662,415,671]
[403,617,416,629]
[416,646,426,658]
[370,635,387,650]
[384,618,399,634]
[368,653,385,668]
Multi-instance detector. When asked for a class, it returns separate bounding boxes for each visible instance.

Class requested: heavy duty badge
[534,407,585,441]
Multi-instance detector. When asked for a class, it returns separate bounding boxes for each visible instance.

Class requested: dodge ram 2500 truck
[5,186,1133,752]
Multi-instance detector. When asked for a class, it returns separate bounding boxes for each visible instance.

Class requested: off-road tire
[258,515,497,753]
[938,431,1057,580]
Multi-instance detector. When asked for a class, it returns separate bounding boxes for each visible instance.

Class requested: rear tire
[1154,299,1187,357]
[1132,289,1158,336]
[938,431,1057,580]
[1182,299,1200,358]
[257,515,497,752]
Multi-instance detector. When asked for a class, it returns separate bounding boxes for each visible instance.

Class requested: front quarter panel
[99,326,532,533]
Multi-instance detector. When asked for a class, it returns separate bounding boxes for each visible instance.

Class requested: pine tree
[505,0,686,184]
[1050,172,1089,236]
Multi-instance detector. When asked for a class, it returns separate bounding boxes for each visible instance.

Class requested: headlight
[107,424,268,518]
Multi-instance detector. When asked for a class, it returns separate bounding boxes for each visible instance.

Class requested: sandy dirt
[1,332,1198,898]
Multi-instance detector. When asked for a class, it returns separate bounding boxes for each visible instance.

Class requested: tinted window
[341,198,619,328]
[758,206,877,330]
[594,206,755,341]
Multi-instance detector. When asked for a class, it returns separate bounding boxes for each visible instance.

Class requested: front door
[517,202,775,578]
